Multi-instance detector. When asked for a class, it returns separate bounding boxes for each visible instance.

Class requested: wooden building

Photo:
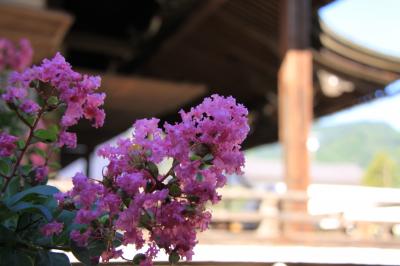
[1,0,400,193]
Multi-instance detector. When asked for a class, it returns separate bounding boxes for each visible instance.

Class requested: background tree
[362,152,400,187]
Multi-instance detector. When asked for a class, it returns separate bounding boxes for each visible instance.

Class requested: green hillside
[246,121,400,167]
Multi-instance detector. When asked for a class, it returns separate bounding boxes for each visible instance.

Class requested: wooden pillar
[278,0,313,236]
[279,0,312,192]
[278,50,312,192]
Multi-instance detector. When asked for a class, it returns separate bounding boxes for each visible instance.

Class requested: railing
[208,185,400,247]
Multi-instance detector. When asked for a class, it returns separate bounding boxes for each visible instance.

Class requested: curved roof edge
[318,18,400,67]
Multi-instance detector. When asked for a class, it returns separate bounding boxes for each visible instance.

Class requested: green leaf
[26,116,35,127]
[57,210,75,224]
[87,240,107,257]
[0,248,34,266]
[47,96,59,106]
[184,205,196,215]
[1,212,18,231]
[0,158,10,176]
[70,242,92,266]
[15,212,38,236]
[32,147,47,158]
[16,139,25,150]
[168,251,180,264]
[200,163,212,170]
[48,124,59,135]
[113,232,124,248]
[132,253,146,265]
[0,202,12,222]
[71,240,104,266]
[49,161,61,170]
[6,185,59,206]
[146,162,159,178]
[4,177,20,197]
[9,202,52,221]
[168,183,181,197]
[188,195,200,203]
[35,251,70,266]
[0,224,16,245]
[34,128,57,143]
[98,214,109,225]
[138,210,154,229]
[189,153,202,161]
[202,153,214,162]
[20,165,33,176]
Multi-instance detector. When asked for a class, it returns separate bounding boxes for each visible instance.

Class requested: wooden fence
[208,185,400,247]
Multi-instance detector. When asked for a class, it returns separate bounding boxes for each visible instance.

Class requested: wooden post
[278,0,313,237]
[279,50,312,192]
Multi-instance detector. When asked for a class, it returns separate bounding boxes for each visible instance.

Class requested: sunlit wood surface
[0,4,72,62]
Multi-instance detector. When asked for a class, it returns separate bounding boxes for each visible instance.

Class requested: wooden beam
[156,0,226,53]
[0,4,73,63]
[313,49,399,85]
[100,74,206,116]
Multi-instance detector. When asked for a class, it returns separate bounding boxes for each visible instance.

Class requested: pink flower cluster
[0,132,17,157]
[2,53,105,148]
[54,95,249,265]
[0,38,33,72]
[40,221,63,236]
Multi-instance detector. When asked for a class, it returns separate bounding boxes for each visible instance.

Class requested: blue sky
[318,0,400,130]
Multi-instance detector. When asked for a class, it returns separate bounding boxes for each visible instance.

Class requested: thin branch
[1,108,45,194]
[14,108,33,129]
[0,173,8,180]
[16,217,43,233]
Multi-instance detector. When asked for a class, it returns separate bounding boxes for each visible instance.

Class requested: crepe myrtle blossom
[0,38,33,72]
[53,94,249,265]
[40,221,63,237]
[0,131,18,157]
[34,165,49,182]
[2,52,105,148]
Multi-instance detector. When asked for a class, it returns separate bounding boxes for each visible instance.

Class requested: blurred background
[1,0,400,265]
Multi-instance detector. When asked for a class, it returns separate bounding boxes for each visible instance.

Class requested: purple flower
[98,192,121,215]
[59,94,249,266]
[40,221,63,236]
[0,38,33,71]
[71,172,102,208]
[83,93,106,128]
[132,118,166,163]
[35,166,48,182]
[19,99,40,114]
[71,229,91,247]
[1,87,27,102]
[0,132,18,157]
[101,248,123,262]
[75,209,101,224]
[116,172,146,196]
[3,52,106,148]
[58,131,77,148]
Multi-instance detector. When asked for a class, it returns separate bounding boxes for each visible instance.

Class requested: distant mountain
[245,121,400,167]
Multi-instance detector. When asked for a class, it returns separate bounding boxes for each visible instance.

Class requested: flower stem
[1,108,45,194]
